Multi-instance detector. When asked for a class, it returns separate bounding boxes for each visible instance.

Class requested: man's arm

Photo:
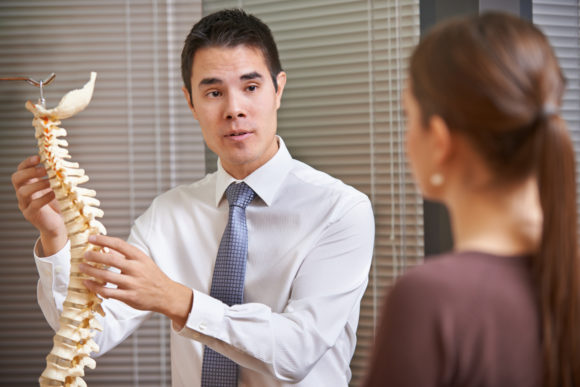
[180,199,375,382]
[78,193,374,382]
[15,151,160,356]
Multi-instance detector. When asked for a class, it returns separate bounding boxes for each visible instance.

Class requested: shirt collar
[215,136,293,207]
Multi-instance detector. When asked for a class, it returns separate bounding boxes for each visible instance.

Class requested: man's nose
[224,92,247,120]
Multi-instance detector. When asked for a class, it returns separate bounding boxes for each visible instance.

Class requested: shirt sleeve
[176,198,375,383]
[35,238,72,332]
[361,269,446,387]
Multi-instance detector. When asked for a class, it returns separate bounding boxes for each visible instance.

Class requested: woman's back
[364,251,541,387]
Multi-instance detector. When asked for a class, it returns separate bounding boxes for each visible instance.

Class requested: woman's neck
[445,177,542,257]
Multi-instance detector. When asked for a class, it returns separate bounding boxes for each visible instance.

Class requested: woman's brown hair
[409,12,580,386]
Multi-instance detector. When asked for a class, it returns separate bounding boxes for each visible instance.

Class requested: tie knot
[225,182,255,209]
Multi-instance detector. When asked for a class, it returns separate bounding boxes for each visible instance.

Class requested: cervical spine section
[26,73,106,387]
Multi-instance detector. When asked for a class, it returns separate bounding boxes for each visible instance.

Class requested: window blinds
[0,1,204,385]
[202,1,422,385]
[533,1,580,218]
[1,1,424,385]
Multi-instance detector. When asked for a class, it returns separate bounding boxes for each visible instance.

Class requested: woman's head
[406,12,579,386]
[407,11,565,193]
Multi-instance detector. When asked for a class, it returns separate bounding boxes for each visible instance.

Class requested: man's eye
[247,85,257,92]
[207,91,220,97]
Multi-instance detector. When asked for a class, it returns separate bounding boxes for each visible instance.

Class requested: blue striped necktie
[201,182,255,387]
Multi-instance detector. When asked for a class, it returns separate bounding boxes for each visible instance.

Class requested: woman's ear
[428,115,453,167]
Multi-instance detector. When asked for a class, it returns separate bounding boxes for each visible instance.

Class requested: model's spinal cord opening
[27,72,107,387]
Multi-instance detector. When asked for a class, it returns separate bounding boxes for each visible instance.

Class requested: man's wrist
[39,230,68,257]
[164,282,194,331]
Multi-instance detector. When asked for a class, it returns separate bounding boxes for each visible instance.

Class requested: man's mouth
[225,131,252,141]
[228,131,249,137]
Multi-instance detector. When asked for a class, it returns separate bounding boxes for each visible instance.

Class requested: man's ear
[428,115,453,167]
[182,86,197,120]
[275,71,287,110]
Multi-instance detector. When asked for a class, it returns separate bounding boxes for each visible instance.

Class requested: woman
[363,12,580,387]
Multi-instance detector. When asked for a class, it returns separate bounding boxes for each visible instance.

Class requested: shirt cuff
[176,289,226,340]
[34,238,71,297]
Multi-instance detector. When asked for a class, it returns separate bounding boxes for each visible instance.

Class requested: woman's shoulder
[390,251,532,307]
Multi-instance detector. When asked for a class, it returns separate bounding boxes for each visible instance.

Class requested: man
[12,9,374,387]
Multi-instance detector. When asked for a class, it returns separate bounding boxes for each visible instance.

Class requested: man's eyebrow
[241,72,263,81]
[198,72,262,87]
[198,77,222,87]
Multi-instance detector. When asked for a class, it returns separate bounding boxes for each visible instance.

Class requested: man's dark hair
[181,9,283,99]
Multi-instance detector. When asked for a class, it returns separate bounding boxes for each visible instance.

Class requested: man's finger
[88,234,144,261]
[84,249,127,270]
[16,155,40,171]
[12,161,46,190]
[83,279,131,301]
[24,191,56,215]
[16,179,51,208]
[80,263,127,287]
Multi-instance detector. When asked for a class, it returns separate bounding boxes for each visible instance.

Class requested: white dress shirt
[35,137,375,387]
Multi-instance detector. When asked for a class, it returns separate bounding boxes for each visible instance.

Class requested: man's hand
[81,234,193,329]
[11,155,67,255]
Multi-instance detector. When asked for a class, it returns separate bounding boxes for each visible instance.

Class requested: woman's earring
[429,173,444,187]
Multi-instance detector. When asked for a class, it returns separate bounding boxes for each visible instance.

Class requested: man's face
[183,45,286,179]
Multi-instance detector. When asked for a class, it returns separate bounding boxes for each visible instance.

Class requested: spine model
[26,72,106,387]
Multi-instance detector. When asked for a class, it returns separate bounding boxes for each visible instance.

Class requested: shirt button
[55,266,62,274]
[199,322,207,331]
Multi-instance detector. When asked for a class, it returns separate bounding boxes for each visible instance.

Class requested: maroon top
[362,251,541,387]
